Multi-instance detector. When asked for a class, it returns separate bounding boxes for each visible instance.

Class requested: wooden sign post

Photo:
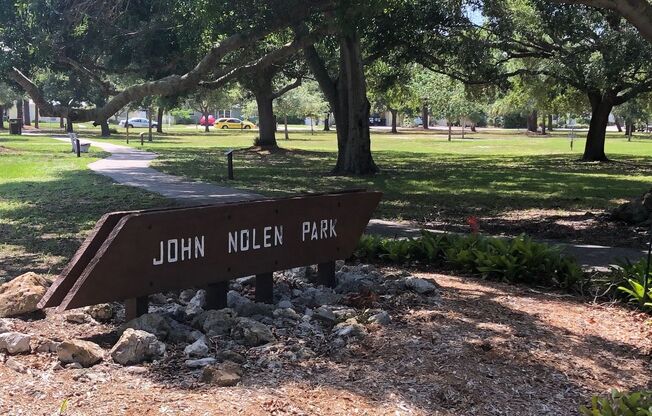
[39,191,382,319]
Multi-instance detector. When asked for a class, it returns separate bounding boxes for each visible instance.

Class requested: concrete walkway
[53,136,261,205]
[52,135,646,270]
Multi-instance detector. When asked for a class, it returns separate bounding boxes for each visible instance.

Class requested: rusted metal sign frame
[41,190,382,313]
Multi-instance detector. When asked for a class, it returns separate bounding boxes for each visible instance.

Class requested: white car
[119,118,158,128]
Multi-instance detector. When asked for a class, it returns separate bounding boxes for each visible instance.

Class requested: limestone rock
[65,311,90,324]
[273,308,300,321]
[184,337,209,358]
[277,300,293,309]
[332,319,367,339]
[35,339,60,354]
[122,313,172,340]
[0,332,31,354]
[201,361,243,386]
[231,318,274,346]
[185,357,217,368]
[5,357,27,373]
[179,289,197,305]
[294,287,341,308]
[0,272,49,317]
[192,309,236,337]
[57,340,104,368]
[185,290,206,317]
[86,304,114,322]
[0,319,10,333]
[405,277,439,295]
[313,306,337,324]
[110,329,165,366]
[369,310,391,325]
[227,291,274,317]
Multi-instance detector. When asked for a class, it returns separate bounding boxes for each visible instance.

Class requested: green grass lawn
[5,126,651,267]
[0,134,175,281]
[83,127,652,224]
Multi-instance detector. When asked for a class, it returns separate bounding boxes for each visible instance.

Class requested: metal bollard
[225,149,234,180]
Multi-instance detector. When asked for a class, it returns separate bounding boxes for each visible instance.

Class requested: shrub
[354,231,584,290]
[580,390,652,415]
[610,259,652,310]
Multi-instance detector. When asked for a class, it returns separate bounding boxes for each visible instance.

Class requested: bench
[68,133,91,153]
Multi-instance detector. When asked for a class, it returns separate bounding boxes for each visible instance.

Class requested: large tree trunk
[615,116,623,133]
[255,92,276,146]
[583,92,613,161]
[421,103,429,130]
[527,110,538,132]
[0,106,4,129]
[66,117,74,133]
[448,123,452,141]
[541,114,547,135]
[304,33,377,175]
[332,33,377,174]
[157,107,164,133]
[34,106,39,128]
[244,67,277,147]
[60,116,64,128]
[390,109,398,134]
[548,114,553,132]
[100,120,110,137]
[323,112,330,131]
[23,100,30,126]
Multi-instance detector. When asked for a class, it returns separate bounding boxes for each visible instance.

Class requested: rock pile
[1,263,440,387]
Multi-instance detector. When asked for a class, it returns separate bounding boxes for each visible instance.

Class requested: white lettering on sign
[153,235,205,266]
[228,225,283,253]
[302,219,337,242]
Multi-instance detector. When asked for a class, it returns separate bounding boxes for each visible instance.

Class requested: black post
[226,150,234,180]
[140,133,144,146]
[125,296,149,321]
[75,138,81,157]
[205,281,228,310]
[317,261,336,288]
[255,273,274,303]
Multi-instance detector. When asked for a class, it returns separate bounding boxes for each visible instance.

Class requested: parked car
[215,118,255,129]
[199,115,216,126]
[119,118,158,128]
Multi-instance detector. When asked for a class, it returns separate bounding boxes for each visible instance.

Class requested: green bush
[580,390,652,415]
[355,231,584,290]
[610,259,652,310]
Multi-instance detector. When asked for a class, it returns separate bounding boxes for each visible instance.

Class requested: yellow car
[215,118,255,129]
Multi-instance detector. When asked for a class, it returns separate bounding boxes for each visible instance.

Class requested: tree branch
[272,77,302,99]
[552,0,652,44]
[9,0,336,123]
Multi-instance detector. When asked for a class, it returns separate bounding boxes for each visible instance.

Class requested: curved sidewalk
[53,135,261,205]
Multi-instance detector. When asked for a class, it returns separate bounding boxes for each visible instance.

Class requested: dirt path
[2,271,650,416]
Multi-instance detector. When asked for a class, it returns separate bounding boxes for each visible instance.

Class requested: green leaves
[580,390,652,416]
[611,259,652,311]
[355,231,584,289]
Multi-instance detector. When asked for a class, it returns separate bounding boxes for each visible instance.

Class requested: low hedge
[354,231,584,290]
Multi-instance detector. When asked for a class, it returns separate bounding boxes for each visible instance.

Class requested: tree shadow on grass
[0,171,174,281]
[152,147,652,223]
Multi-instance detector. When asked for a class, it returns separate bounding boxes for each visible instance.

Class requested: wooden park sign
[39,190,382,318]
